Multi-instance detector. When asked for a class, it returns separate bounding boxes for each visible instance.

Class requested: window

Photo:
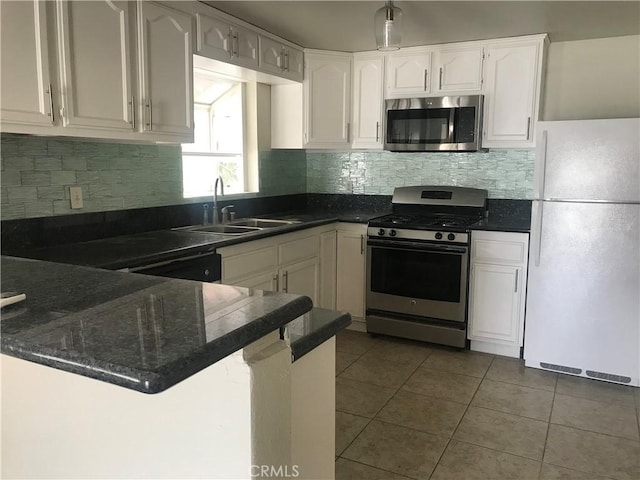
[182,71,247,197]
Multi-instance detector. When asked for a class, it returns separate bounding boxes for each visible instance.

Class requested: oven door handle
[367,239,467,254]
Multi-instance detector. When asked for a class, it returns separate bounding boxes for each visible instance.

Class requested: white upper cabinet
[0,0,194,142]
[482,35,547,148]
[0,0,54,128]
[304,51,352,148]
[137,1,193,140]
[351,53,385,149]
[433,46,484,93]
[385,49,432,98]
[259,35,304,82]
[56,0,134,132]
[195,11,259,70]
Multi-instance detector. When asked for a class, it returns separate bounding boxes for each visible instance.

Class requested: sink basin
[183,225,262,234]
[230,218,301,228]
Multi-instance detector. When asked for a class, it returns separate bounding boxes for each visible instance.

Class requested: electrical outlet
[69,186,83,209]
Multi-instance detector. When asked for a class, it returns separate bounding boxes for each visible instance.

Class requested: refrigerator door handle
[534,130,548,199]
[533,130,548,199]
[531,201,544,267]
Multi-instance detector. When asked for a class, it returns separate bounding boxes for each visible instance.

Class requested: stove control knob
[389,229,397,237]
[378,228,385,236]
[447,233,456,241]
[435,232,443,240]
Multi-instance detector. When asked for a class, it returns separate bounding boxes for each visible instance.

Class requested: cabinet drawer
[222,245,277,282]
[471,231,529,265]
[278,235,319,265]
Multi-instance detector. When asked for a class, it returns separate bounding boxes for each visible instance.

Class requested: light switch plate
[69,186,83,209]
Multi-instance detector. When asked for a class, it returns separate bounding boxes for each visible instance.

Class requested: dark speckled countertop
[287,308,351,361]
[1,256,314,393]
[13,214,375,270]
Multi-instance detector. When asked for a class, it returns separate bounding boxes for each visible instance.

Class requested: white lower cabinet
[468,230,529,357]
[336,223,367,332]
[218,225,336,308]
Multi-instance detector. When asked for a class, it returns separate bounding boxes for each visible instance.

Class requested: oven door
[366,238,468,322]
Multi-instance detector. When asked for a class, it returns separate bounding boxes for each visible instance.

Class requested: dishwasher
[123,252,222,283]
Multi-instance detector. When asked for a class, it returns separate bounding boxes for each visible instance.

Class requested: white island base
[1,332,336,479]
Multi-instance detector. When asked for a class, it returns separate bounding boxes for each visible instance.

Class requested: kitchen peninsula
[1,256,349,479]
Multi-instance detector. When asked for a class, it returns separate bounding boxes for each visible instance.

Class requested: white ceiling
[204,1,640,52]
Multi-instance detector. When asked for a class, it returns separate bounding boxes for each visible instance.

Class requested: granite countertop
[287,308,351,361]
[0,256,313,394]
[13,213,382,270]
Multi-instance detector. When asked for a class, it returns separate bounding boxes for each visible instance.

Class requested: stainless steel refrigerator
[524,118,640,387]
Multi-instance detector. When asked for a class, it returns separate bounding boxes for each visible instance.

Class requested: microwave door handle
[447,108,455,143]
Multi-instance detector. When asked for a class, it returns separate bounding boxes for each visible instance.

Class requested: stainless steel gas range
[366,186,488,348]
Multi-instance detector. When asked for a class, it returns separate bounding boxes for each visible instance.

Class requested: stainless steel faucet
[212,176,224,224]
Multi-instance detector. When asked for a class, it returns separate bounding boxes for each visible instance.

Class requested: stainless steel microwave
[384,95,483,152]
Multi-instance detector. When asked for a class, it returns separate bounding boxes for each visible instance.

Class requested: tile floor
[334,330,640,480]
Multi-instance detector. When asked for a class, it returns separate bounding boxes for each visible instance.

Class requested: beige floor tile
[335,411,369,456]
[342,420,448,480]
[336,351,360,375]
[376,389,467,437]
[540,463,615,480]
[486,358,557,391]
[471,378,554,421]
[336,331,379,355]
[402,367,481,404]
[335,458,412,480]
[634,387,640,408]
[362,337,433,367]
[422,349,494,378]
[335,377,396,418]
[544,424,640,480]
[339,354,418,389]
[551,393,639,441]
[556,375,636,407]
[430,440,541,480]
[453,406,548,460]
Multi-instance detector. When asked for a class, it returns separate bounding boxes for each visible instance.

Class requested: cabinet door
[352,55,385,149]
[433,47,483,93]
[304,52,351,148]
[0,0,54,127]
[336,229,366,319]
[195,12,232,61]
[319,230,337,310]
[138,1,193,140]
[483,41,541,147]
[231,24,259,70]
[281,258,319,305]
[468,263,522,344]
[283,46,304,82]
[385,50,432,98]
[57,0,134,132]
[259,35,284,76]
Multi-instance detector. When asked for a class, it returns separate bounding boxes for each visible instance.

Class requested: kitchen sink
[181,225,262,234]
[229,218,301,228]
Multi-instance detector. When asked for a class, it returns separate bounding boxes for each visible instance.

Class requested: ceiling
[205,1,640,52]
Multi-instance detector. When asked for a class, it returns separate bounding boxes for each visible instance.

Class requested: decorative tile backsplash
[0,134,307,220]
[1,134,185,220]
[1,133,533,220]
[307,149,535,199]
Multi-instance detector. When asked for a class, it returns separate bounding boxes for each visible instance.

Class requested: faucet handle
[202,203,209,225]
[221,204,234,224]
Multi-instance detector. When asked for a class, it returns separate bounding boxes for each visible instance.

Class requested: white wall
[542,35,640,121]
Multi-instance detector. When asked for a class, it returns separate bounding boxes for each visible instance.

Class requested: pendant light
[374,1,403,51]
